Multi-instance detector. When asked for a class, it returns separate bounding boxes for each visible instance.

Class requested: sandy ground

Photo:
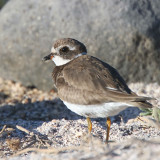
[0,77,160,160]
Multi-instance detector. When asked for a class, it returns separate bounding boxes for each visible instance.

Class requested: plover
[42,38,153,142]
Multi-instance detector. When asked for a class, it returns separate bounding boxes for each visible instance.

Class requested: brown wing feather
[62,55,131,93]
[53,55,153,107]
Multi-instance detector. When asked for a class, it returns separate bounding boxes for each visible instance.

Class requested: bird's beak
[42,53,54,62]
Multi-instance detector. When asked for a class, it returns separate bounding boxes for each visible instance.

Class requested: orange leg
[106,117,111,143]
[87,117,92,134]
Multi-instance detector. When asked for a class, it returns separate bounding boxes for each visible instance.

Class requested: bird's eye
[60,46,69,52]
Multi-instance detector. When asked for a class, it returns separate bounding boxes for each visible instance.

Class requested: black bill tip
[42,54,52,62]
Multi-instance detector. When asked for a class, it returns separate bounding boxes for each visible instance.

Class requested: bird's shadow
[0,98,80,130]
[0,98,142,136]
[94,107,141,130]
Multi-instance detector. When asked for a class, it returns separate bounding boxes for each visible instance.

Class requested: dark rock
[0,0,160,90]
[0,0,9,9]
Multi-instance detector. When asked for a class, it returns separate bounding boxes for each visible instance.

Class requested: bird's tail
[128,100,153,108]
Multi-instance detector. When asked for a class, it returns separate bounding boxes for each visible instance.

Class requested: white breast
[63,101,133,118]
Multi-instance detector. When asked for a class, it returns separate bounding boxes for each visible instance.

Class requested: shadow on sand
[0,98,142,133]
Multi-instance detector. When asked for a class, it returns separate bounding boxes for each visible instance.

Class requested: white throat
[52,52,87,66]
[52,56,71,66]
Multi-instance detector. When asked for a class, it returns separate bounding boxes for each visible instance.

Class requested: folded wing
[55,55,153,108]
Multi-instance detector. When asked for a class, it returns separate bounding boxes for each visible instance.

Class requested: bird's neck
[52,52,87,66]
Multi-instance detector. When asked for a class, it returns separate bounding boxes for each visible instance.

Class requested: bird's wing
[55,55,152,105]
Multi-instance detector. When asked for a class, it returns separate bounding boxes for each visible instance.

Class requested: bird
[42,38,153,142]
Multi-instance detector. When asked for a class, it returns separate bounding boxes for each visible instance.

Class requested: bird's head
[42,38,87,66]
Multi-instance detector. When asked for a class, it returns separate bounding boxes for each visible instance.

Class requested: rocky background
[0,0,160,159]
[0,0,160,90]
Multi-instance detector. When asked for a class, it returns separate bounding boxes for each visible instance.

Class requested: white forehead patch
[51,47,56,53]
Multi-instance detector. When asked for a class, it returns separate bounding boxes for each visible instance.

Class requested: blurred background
[0,0,160,91]
[0,1,160,158]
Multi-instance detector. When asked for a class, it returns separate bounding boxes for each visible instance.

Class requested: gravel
[0,77,160,159]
